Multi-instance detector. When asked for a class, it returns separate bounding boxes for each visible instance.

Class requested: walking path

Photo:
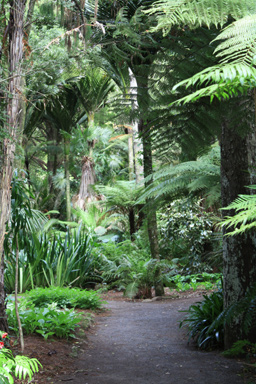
[58,297,244,384]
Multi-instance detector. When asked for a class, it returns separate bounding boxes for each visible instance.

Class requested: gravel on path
[58,297,245,384]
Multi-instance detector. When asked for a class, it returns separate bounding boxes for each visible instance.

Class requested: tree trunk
[128,208,136,240]
[75,156,96,210]
[0,255,8,332]
[129,68,144,183]
[64,136,71,221]
[139,119,164,297]
[221,116,256,349]
[0,0,26,330]
[15,236,24,352]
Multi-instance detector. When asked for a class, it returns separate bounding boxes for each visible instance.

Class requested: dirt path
[57,297,245,384]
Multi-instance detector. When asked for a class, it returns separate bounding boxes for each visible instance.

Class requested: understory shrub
[168,272,221,291]
[180,291,224,349]
[4,227,94,292]
[91,241,175,298]
[180,285,256,350]
[158,199,219,273]
[7,298,83,339]
[24,286,103,309]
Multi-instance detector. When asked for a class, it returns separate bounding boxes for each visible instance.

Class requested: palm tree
[72,69,115,210]
[44,86,83,221]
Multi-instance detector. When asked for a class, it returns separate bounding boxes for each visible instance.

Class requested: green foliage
[223,340,256,357]
[158,199,216,272]
[7,298,83,340]
[4,226,94,292]
[147,0,255,34]
[24,286,103,310]
[92,240,174,298]
[212,284,256,337]
[168,273,221,291]
[180,290,224,349]
[0,347,41,384]
[181,284,256,350]
[140,146,221,207]
[221,186,256,235]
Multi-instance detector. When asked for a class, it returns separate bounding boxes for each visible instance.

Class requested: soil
[13,289,256,384]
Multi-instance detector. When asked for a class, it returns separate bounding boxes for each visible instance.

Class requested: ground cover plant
[0,331,40,383]
[168,272,221,292]
[7,298,83,340]
[24,286,103,310]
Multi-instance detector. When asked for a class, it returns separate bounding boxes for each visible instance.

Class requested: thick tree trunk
[75,156,96,210]
[221,117,256,349]
[0,0,26,330]
[139,119,164,297]
[0,256,8,332]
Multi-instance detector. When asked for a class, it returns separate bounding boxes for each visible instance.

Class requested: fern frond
[146,0,255,35]
[214,14,256,65]
[221,187,256,235]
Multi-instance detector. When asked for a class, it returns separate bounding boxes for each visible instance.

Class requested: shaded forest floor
[14,290,256,384]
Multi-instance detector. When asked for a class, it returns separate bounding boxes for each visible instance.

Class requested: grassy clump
[24,286,103,310]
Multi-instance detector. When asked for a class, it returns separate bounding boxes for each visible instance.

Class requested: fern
[221,186,256,235]
[147,0,256,35]
[138,145,220,207]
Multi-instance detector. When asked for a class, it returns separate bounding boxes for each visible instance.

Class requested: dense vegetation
[1,0,256,380]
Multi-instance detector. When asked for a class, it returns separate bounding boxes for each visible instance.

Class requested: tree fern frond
[146,0,255,35]
[221,186,256,235]
[214,14,256,65]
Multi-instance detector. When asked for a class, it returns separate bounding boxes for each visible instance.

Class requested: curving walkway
[58,297,244,384]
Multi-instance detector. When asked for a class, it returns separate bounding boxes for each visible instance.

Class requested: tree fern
[221,186,256,235]
[147,0,256,35]
[139,146,220,207]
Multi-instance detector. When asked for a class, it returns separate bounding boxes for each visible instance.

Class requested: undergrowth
[24,286,103,309]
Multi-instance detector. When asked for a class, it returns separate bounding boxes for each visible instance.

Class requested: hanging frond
[138,146,221,207]
[147,0,256,35]
[221,186,256,235]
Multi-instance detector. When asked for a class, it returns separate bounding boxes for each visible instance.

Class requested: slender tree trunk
[139,119,164,297]
[128,130,134,181]
[129,68,143,183]
[15,236,24,352]
[64,136,71,221]
[128,208,136,240]
[221,115,256,349]
[0,0,26,330]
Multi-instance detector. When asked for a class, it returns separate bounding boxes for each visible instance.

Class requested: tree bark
[221,115,256,348]
[64,136,71,221]
[139,119,164,297]
[0,0,26,330]
[128,68,144,183]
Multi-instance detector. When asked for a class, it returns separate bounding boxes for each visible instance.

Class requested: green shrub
[180,290,224,349]
[158,199,218,272]
[223,340,256,357]
[168,273,221,291]
[24,286,103,310]
[7,298,83,339]
[92,240,175,298]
